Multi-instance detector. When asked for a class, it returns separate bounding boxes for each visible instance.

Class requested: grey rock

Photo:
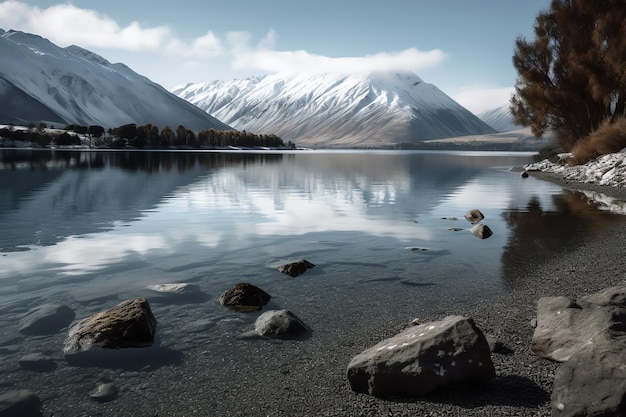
[276,259,315,277]
[552,334,626,417]
[254,310,307,339]
[0,389,41,417]
[219,283,271,312]
[90,383,118,403]
[346,315,495,397]
[18,304,75,335]
[531,286,626,362]
[469,223,493,239]
[532,286,626,416]
[18,353,56,372]
[464,209,485,224]
[64,298,156,355]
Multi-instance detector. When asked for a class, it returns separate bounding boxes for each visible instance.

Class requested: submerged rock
[219,283,271,312]
[346,315,495,397]
[90,383,118,403]
[18,353,56,372]
[18,303,75,335]
[0,389,41,417]
[276,259,315,277]
[254,310,308,339]
[146,283,207,304]
[64,298,156,355]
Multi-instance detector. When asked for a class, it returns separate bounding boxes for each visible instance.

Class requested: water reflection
[1,149,624,296]
[501,190,626,288]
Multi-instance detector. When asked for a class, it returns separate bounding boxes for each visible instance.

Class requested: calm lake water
[1,148,625,415]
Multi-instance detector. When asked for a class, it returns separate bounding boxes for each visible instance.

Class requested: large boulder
[276,259,315,277]
[552,335,626,417]
[18,303,75,335]
[219,283,271,312]
[64,298,156,355]
[346,315,495,397]
[532,286,626,416]
[254,310,307,339]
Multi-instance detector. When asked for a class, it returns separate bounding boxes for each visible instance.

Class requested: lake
[1,149,624,415]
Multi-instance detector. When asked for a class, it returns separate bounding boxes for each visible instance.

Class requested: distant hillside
[478,105,523,133]
[0,29,231,132]
[171,71,496,148]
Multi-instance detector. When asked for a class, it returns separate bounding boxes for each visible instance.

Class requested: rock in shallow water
[0,389,41,417]
[346,315,495,397]
[64,298,156,354]
[276,259,315,277]
[18,304,75,335]
[469,223,493,239]
[18,353,56,372]
[254,310,308,339]
[464,209,485,224]
[90,383,118,403]
[219,283,271,312]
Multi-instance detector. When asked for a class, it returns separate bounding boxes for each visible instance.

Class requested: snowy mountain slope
[0,29,231,131]
[478,104,523,133]
[171,72,496,148]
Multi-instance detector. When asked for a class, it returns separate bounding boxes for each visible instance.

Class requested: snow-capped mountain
[478,104,523,133]
[0,29,231,131]
[171,72,496,148]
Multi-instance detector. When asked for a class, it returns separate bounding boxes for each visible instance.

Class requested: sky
[0,0,551,114]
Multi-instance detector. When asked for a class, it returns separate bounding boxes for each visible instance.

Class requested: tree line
[0,122,295,149]
[511,0,626,163]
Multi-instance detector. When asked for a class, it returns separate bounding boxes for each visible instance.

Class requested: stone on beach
[219,283,271,312]
[531,286,626,416]
[64,298,157,355]
[254,309,307,339]
[464,209,485,224]
[346,315,495,397]
[18,303,75,335]
[276,259,315,277]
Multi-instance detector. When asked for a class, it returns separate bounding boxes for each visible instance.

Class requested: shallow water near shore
[1,149,626,416]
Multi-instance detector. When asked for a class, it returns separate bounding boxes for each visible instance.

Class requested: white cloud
[232,45,447,75]
[449,85,514,115]
[0,1,171,50]
[0,2,447,84]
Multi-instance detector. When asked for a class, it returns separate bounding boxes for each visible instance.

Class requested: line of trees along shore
[0,122,294,149]
[511,0,626,163]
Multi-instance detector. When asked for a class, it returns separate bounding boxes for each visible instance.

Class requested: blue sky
[0,0,550,113]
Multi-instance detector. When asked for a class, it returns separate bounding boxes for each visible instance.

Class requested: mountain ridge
[0,29,231,131]
[171,71,497,148]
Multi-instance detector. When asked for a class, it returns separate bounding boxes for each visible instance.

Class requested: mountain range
[171,72,497,148]
[0,29,230,131]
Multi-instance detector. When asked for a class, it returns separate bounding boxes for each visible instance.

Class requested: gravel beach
[15,171,626,417]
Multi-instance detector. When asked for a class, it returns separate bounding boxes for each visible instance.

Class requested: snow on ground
[525,151,626,187]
